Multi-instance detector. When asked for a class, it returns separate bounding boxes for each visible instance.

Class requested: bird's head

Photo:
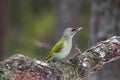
[63,27,82,39]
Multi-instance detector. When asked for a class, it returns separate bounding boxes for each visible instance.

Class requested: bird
[45,27,82,62]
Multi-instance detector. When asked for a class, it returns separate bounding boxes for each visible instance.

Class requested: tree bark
[0,36,120,80]
[90,0,120,80]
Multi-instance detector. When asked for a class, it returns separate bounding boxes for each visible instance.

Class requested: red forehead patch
[69,27,76,31]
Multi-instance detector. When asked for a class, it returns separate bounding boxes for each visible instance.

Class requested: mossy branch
[0,36,120,80]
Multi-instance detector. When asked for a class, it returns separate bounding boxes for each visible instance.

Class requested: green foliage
[24,12,56,38]
[5,12,56,59]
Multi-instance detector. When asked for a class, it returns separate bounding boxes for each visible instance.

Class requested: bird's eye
[71,29,76,31]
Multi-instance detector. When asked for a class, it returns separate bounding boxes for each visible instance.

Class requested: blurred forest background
[0,0,120,80]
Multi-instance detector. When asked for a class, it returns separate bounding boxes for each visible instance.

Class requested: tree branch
[0,36,120,80]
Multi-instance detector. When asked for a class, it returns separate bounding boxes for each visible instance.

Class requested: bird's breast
[53,40,72,59]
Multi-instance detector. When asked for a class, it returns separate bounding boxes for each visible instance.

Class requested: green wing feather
[45,38,64,61]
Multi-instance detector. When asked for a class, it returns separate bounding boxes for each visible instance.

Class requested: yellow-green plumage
[45,38,64,61]
[45,27,82,62]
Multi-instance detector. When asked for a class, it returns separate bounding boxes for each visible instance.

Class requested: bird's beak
[76,27,83,33]
[72,27,83,36]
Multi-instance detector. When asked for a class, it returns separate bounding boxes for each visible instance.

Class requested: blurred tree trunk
[54,0,81,39]
[53,0,81,59]
[0,0,6,61]
[90,0,120,80]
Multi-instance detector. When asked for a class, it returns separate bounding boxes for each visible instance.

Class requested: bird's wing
[45,38,64,61]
